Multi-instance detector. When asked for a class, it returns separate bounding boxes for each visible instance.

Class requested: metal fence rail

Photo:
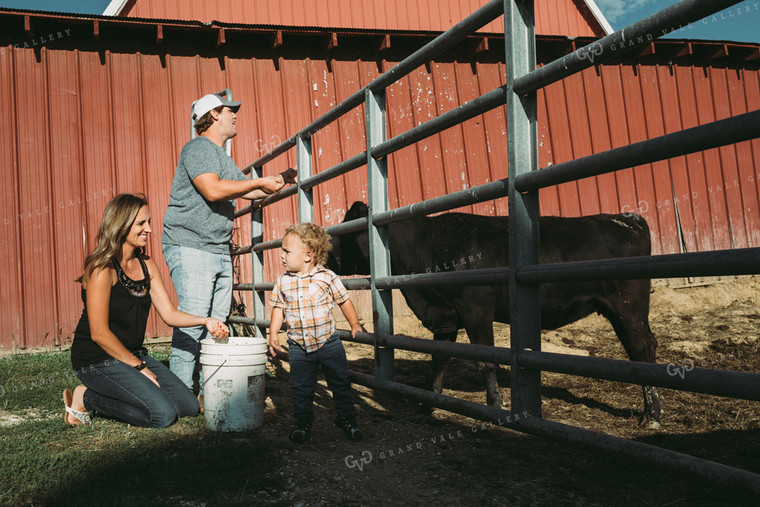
[515,109,760,192]
[517,248,760,282]
[518,350,760,401]
[370,85,509,160]
[341,330,760,402]
[511,0,745,95]
[358,247,760,289]
[225,0,760,493]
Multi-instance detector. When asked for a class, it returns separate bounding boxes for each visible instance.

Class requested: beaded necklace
[113,256,151,297]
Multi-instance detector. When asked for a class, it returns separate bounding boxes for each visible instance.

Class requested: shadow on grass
[36,420,287,506]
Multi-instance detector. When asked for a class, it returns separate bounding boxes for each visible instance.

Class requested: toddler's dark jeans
[287,334,356,422]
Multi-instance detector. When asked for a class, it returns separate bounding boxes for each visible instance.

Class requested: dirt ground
[250,278,760,506]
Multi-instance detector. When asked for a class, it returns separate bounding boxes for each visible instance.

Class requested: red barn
[0,0,758,347]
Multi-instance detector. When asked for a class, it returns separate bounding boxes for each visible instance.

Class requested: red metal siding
[47,50,87,348]
[1,26,759,347]
[739,68,760,249]
[0,47,24,347]
[14,48,58,348]
[121,0,603,37]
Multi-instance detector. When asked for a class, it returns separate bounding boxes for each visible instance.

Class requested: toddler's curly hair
[284,222,333,267]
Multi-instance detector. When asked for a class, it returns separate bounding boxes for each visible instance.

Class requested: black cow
[329,201,661,428]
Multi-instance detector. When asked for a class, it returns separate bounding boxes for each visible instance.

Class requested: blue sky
[0,0,758,44]
[597,0,760,43]
[0,0,110,15]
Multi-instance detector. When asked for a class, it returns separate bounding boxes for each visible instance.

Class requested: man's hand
[260,175,285,194]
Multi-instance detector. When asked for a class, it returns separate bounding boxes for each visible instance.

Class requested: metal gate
[227,0,760,494]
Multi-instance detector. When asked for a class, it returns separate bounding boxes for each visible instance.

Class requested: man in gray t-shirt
[161,92,294,392]
[162,135,250,253]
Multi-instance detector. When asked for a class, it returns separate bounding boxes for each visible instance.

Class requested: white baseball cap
[191,93,241,124]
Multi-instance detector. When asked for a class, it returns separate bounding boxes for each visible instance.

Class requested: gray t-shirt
[161,136,248,254]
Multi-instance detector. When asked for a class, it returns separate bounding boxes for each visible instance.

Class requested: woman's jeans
[162,244,233,391]
[288,334,356,422]
[75,351,199,428]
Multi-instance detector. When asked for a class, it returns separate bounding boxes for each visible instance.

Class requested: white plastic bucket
[199,336,267,431]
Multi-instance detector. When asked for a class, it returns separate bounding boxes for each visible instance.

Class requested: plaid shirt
[270,266,349,352]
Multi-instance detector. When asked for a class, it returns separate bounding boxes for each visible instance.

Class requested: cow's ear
[347,201,369,219]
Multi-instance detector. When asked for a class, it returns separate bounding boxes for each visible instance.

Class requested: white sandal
[63,389,91,426]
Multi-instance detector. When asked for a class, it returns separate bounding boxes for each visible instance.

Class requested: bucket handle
[201,359,228,389]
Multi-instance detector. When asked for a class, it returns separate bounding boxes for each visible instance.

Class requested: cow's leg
[418,330,457,414]
[595,289,661,428]
[431,331,457,394]
[400,289,461,414]
[642,385,661,429]
[463,319,504,408]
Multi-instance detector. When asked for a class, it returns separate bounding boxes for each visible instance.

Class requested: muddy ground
[250,278,760,506]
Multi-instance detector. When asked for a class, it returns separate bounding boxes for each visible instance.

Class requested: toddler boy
[269,223,364,443]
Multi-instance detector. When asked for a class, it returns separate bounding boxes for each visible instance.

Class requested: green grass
[0,347,283,506]
[0,351,79,414]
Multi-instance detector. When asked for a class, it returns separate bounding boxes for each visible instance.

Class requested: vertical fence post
[366,87,394,381]
[296,135,314,223]
[251,164,266,340]
[505,0,542,417]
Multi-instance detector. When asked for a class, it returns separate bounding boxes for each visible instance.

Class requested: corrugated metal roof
[116,0,608,37]
[1,12,758,347]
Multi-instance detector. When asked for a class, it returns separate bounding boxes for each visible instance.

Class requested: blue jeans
[162,244,233,391]
[288,334,356,422]
[75,351,199,428]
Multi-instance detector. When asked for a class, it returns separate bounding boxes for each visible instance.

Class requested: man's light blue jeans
[162,244,233,392]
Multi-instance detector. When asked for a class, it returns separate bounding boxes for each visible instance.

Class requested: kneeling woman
[64,193,228,428]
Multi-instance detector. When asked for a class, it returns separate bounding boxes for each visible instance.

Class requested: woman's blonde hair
[77,193,148,282]
[284,222,333,267]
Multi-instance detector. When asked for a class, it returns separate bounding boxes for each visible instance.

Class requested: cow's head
[327,201,371,275]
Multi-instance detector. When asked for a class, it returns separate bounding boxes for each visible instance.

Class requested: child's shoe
[289,419,312,443]
[335,414,362,442]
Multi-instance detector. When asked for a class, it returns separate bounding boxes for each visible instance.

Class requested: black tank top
[70,256,152,370]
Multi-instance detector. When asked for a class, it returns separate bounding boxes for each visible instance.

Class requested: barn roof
[102,0,613,38]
